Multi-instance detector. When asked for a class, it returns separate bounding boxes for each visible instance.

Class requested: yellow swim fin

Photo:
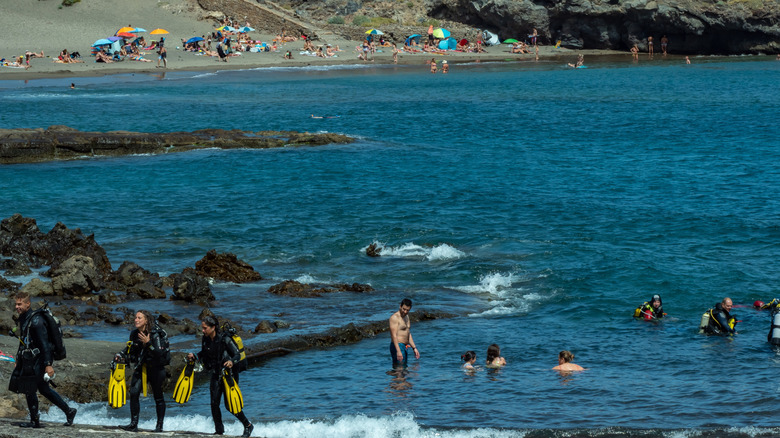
[108,359,127,409]
[222,368,243,414]
[142,363,148,397]
[173,359,196,404]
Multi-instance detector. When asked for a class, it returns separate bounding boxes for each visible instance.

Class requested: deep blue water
[3,56,780,436]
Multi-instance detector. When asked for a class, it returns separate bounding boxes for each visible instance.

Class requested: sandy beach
[0,0,624,81]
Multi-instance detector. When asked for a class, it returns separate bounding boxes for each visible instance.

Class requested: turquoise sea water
[3,56,780,437]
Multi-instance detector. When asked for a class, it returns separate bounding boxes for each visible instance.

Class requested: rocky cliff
[209,0,779,54]
[426,0,780,53]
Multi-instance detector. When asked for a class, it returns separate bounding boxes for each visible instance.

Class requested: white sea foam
[365,241,466,261]
[41,407,528,437]
[295,274,321,284]
[454,272,551,317]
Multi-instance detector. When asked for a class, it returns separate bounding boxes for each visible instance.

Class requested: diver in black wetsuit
[634,294,664,320]
[9,292,77,428]
[704,297,737,335]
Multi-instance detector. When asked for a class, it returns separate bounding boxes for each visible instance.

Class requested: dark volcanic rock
[268,280,374,297]
[45,222,113,281]
[170,268,214,305]
[0,214,48,267]
[0,275,21,295]
[113,261,166,299]
[194,249,261,283]
[0,257,32,276]
[0,126,355,164]
[366,243,381,257]
[253,320,278,334]
[426,0,780,53]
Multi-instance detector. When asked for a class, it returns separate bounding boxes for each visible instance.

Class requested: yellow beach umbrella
[150,28,170,35]
[116,26,135,34]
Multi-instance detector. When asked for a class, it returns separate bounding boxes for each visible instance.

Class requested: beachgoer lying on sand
[326,45,336,57]
[3,56,30,69]
[511,42,529,54]
[95,50,113,63]
[25,50,44,59]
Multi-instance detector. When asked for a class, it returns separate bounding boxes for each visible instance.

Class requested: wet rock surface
[268,280,375,298]
[194,249,261,283]
[0,126,355,165]
[170,268,214,305]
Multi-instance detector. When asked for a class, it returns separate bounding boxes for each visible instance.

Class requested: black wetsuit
[636,302,664,319]
[123,325,168,429]
[195,330,251,435]
[9,309,73,424]
[706,303,736,335]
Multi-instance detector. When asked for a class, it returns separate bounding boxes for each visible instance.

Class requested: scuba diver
[701,297,737,336]
[634,294,665,320]
[9,292,77,428]
[757,298,780,345]
[187,315,253,437]
[115,310,170,432]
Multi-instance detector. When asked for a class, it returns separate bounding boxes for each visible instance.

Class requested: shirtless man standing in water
[389,298,420,367]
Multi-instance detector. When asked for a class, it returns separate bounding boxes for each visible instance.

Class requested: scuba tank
[770,311,780,346]
[699,311,711,334]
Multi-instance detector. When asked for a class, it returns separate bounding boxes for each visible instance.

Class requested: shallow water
[5,56,780,436]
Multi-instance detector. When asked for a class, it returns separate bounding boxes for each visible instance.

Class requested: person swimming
[552,350,584,372]
[485,344,506,368]
[461,351,477,370]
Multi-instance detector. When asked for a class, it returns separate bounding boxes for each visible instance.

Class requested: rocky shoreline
[0,214,457,419]
[0,127,354,165]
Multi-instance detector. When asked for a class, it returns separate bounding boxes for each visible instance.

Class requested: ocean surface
[2,55,780,437]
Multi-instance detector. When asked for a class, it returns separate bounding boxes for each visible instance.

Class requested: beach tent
[405,34,421,46]
[438,37,457,50]
[482,30,500,46]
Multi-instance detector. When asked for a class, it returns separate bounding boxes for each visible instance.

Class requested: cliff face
[425,0,780,53]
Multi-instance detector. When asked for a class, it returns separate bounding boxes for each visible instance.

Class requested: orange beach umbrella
[116,26,135,34]
[150,28,169,35]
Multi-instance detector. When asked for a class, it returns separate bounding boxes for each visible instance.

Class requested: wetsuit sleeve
[30,315,53,366]
[713,310,735,334]
[195,337,207,363]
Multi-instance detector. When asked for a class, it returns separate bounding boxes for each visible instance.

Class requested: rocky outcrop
[113,261,166,299]
[0,126,354,165]
[0,215,113,281]
[194,250,261,283]
[0,258,32,276]
[48,255,102,296]
[268,280,374,297]
[366,243,381,257]
[19,278,53,297]
[170,268,214,305]
[0,275,21,295]
[426,0,780,53]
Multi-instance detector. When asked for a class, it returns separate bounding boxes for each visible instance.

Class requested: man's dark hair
[401,298,412,308]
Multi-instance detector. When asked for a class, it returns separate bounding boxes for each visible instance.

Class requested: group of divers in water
[9,291,254,437]
[9,291,780,437]
[456,294,780,372]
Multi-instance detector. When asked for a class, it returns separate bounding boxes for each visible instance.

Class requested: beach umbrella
[116,26,135,34]
[405,34,421,45]
[150,28,169,35]
[503,38,519,44]
[432,28,450,39]
[365,29,384,35]
[117,32,136,39]
[131,28,146,33]
[216,26,236,32]
[107,36,124,42]
[92,39,113,46]
[239,26,255,33]
[186,37,204,44]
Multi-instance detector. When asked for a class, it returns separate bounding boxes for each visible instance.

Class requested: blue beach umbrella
[405,34,421,45]
[239,26,255,33]
[131,28,146,33]
[107,36,123,42]
[365,29,384,35]
[186,37,204,44]
[92,39,113,46]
